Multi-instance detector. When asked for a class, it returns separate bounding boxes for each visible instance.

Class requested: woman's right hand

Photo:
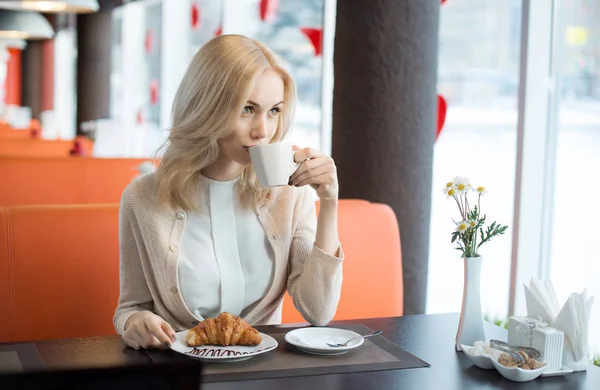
[122,311,177,350]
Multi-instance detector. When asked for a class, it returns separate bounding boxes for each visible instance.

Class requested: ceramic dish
[461,344,495,369]
[170,330,278,363]
[285,327,365,355]
[490,352,548,382]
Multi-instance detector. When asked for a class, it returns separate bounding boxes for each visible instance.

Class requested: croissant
[186,312,262,347]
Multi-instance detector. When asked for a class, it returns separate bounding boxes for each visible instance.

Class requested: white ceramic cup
[249,143,299,188]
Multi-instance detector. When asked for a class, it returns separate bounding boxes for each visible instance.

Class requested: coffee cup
[248,143,299,188]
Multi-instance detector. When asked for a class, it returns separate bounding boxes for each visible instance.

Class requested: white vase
[455,256,486,351]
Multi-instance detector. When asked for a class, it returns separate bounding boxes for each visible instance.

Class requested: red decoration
[191,2,201,30]
[136,109,144,125]
[300,27,323,56]
[69,138,87,156]
[145,29,153,53]
[259,0,279,22]
[436,94,447,140]
[150,80,159,105]
[214,25,222,37]
[441,0,447,4]
[29,119,41,139]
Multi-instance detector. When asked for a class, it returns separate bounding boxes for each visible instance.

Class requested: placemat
[147,323,430,382]
[0,343,44,374]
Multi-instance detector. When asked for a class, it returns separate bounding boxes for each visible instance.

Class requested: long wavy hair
[155,35,297,211]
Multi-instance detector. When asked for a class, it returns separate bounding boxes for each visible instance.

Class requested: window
[549,0,600,355]
[222,0,326,151]
[427,0,522,321]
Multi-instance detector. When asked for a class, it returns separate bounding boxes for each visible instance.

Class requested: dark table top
[2,313,599,389]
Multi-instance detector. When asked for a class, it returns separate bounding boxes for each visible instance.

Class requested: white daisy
[475,185,488,196]
[456,221,469,233]
[442,181,454,195]
[444,187,457,197]
[453,176,471,193]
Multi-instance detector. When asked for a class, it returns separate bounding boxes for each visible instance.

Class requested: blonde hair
[155,35,297,212]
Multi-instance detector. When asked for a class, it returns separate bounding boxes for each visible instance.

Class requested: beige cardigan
[113,173,344,335]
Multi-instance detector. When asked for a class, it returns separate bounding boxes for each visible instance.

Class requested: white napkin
[524,284,555,325]
[553,290,594,361]
[524,278,594,369]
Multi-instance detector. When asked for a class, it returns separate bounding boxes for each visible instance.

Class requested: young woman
[114,34,343,350]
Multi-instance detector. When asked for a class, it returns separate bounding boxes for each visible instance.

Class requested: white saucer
[541,365,574,377]
[284,327,364,355]
[170,330,278,363]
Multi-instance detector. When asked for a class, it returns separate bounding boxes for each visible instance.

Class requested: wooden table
[3,313,600,389]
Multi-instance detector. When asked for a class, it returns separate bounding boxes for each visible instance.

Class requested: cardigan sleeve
[286,186,344,326]
[113,184,155,335]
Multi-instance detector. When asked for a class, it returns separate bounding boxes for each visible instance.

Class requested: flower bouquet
[443,176,508,351]
[443,176,508,258]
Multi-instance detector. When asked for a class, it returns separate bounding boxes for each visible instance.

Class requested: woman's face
[219,69,285,166]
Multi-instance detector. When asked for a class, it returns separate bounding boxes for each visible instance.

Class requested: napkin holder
[562,337,589,372]
[531,326,564,371]
[508,316,547,347]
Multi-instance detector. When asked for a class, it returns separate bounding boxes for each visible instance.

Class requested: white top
[178,176,275,320]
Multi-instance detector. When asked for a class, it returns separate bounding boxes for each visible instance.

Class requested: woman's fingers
[122,312,178,350]
[290,156,334,183]
[127,326,160,349]
[294,173,334,189]
[290,162,332,186]
[123,334,141,350]
[293,147,325,163]
[146,321,173,349]
[161,320,177,343]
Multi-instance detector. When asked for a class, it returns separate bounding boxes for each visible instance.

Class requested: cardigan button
[170,286,178,294]
[170,245,178,252]
[176,211,185,220]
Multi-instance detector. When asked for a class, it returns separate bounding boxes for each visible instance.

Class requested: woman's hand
[289,146,339,200]
[122,311,177,350]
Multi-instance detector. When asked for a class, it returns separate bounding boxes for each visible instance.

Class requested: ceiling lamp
[0,10,54,40]
[0,38,27,49]
[0,0,99,14]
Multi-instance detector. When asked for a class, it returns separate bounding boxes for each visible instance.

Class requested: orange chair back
[0,157,155,206]
[282,200,404,323]
[0,200,402,343]
[0,137,93,157]
[0,204,120,343]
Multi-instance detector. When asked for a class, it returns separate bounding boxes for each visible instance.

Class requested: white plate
[284,327,365,355]
[541,365,573,377]
[170,330,278,363]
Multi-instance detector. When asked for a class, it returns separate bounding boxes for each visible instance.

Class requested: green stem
[473,228,477,256]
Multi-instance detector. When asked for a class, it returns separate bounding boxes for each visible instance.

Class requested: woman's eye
[243,106,254,114]
[269,107,281,115]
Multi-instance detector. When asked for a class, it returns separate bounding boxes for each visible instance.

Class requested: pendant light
[0,0,99,14]
[0,38,27,50]
[0,10,54,40]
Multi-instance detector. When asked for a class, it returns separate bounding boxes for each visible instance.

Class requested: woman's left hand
[289,146,339,200]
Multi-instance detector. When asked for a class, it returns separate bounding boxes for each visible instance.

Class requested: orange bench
[0,137,93,157]
[0,204,121,343]
[0,200,402,343]
[0,157,155,206]
[0,121,31,139]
